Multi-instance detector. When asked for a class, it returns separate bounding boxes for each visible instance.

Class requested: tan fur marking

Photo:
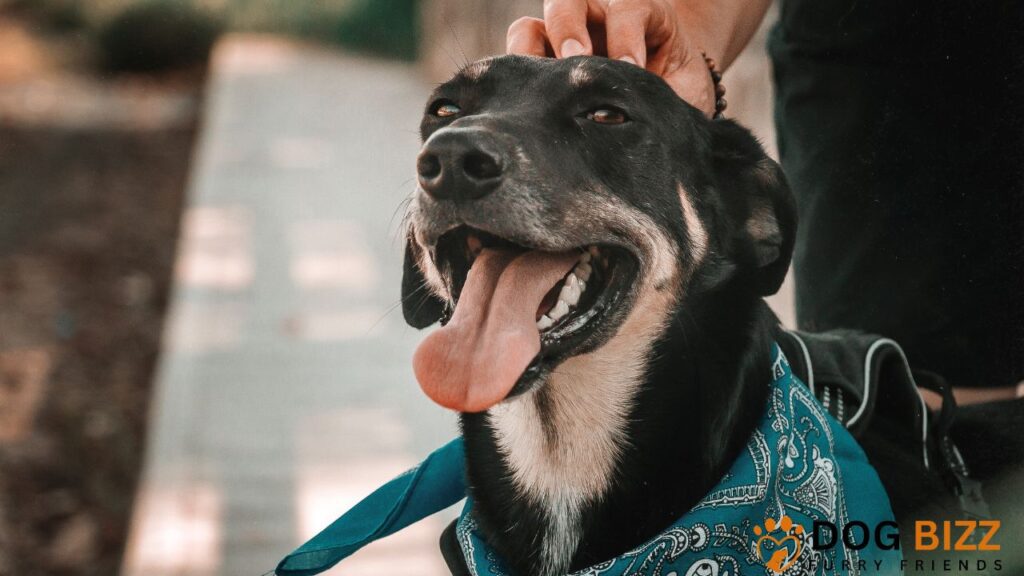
[569,62,591,87]
[461,57,495,81]
[415,244,448,301]
[745,200,779,243]
[489,202,681,575]
[678,183,708,265]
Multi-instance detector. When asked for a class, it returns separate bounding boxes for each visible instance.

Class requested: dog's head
[402,55,795,413]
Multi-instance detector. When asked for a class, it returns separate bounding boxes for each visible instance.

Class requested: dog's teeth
[575,262,592,281]
[588,246,600,257]
[567,272,583,293]
[579,252,592,264]
[560,277,581,305]
[536,315,553,330]
[568,287,581,305]
[550,300,570,320]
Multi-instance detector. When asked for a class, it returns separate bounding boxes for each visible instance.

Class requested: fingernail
[619,55,637,66]
[561,39,585,57]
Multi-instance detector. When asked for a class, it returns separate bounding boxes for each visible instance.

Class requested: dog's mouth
[412,225,639,413]
[441,227,625,337]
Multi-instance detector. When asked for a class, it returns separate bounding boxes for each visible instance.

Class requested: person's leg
[767,7,1023,394]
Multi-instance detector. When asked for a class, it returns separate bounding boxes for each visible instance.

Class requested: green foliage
[40,0,86,30]
[334,0,418,61]
[5,0,86,30]
[21,0,419,67]
[97,2,221,72]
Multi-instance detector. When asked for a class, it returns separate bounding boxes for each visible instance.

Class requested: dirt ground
[0,14,204,576]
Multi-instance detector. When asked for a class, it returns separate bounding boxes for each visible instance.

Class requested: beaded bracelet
[701,52,727,118]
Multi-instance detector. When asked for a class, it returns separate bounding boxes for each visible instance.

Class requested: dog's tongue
[414,248,578,413]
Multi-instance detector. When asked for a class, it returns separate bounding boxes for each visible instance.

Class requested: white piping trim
[787,331,815,395]
[852,338,931,470]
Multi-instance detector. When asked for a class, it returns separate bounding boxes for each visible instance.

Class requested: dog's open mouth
[443,227,621,337]
[412,225,638,413]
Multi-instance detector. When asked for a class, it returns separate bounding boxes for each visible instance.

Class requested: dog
[399,55,1016,576]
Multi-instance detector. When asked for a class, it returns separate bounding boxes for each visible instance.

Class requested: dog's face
[403,55,794,413]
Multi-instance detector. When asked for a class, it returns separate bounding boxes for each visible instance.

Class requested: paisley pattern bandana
[276,345,900,576]
[456,346,901,575]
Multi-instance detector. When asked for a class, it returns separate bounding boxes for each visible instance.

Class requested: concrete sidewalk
[122,37,457,576]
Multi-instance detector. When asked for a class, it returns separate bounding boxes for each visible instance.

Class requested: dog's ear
[711,122,797,296]
[742,158,796,295]
[401,234,447,328]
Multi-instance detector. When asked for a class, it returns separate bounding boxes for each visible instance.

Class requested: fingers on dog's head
[543,0,593,57]
[603,0,658,66]
[507,16,551,57]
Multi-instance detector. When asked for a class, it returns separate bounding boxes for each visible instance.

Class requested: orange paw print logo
[753,515,805,574]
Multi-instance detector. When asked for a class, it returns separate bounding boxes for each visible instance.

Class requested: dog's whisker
[364,298,410,335]
[424,25,467,76]
[445,20,469,68]
[389,194,416,242]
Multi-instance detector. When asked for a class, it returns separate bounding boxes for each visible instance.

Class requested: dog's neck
[460,282,776,576]
[485,285,671,573]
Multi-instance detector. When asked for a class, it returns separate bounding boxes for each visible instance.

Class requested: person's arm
[677,0,773,70]
[507,0,772,115]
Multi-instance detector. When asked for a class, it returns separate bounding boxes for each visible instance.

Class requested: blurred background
[0,1,786,575]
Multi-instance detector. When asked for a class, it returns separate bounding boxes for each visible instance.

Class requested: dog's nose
[417,130,504,201]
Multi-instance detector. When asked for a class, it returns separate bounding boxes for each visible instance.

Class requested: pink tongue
[413,248,579,412]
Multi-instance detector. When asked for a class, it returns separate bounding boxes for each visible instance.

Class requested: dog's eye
[586,108,628,125]
[432,101,461,118]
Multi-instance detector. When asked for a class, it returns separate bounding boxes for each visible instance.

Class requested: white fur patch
[489,204,680,575]
[569,62,591,87]
[416,244,449,301]
[679,184,708,265]
[461,57,495,81]
[563,193,680,289]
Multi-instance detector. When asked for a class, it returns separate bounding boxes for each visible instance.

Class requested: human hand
[506,0,720,116]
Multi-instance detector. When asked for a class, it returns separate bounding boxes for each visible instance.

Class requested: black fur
[456,202,791,573]
[400,55,800,575]
[402,233,448,328]
[399,55,1003,575]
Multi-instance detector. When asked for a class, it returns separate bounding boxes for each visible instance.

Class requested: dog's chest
[487,351,644,573]
[482,278,678,574]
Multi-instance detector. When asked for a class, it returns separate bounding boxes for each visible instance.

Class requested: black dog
[400,55,1013,576]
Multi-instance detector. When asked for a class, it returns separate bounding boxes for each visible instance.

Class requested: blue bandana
[276,345,900,576]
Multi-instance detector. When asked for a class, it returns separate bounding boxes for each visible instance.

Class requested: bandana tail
[274,438,467,576]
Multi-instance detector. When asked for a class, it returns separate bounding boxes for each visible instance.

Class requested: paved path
[122,36,457,576]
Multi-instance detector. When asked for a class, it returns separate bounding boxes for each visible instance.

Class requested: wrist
[674,0,728,66]
[673,0,771,70]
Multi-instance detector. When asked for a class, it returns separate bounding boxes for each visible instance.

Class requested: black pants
[769,0,1024,389]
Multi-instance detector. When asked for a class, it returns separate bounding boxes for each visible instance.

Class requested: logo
[753,515,805,574]
[915,520,1001,552]
[749,516,1004,574]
